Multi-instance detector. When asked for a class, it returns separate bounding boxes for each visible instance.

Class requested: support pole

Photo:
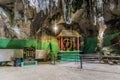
[77,37,80,50]
[61,37,63,50]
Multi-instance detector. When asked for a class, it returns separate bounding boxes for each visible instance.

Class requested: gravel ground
[0,62,120,80]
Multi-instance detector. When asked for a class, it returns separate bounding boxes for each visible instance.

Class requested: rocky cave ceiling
[0,0,120,39]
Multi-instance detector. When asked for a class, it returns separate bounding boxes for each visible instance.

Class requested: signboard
[23,47,35,60]
[0,49,14,61]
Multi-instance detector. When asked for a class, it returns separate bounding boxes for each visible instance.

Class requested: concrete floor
[0,62,120,80]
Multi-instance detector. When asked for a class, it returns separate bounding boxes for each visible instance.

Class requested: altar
[57,30,82,61]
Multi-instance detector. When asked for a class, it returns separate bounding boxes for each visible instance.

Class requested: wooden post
[60,37,63,50]
[58,37,61,50]
[77,37,80,50]
[73,37,76,50]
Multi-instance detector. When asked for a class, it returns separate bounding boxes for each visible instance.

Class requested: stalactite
[49,0,53,17]
[72,0,83,13]
[83,0,95,25]
[96,0,108,49]
[62,0,73,24]
[0,7,11,28]
[22,0,28,23]
[93,0,97,25]
[0,7,9,24]
[109,0,115,10]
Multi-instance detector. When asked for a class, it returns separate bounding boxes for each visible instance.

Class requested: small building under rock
[57,30,82,51]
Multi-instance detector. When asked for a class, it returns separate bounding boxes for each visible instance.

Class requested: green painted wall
[103,32,120,46]
[0,32,119,54]
[0,39,37,49]
[0,39,59,51]
[83,32,120,53]
[83,37,98,54]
